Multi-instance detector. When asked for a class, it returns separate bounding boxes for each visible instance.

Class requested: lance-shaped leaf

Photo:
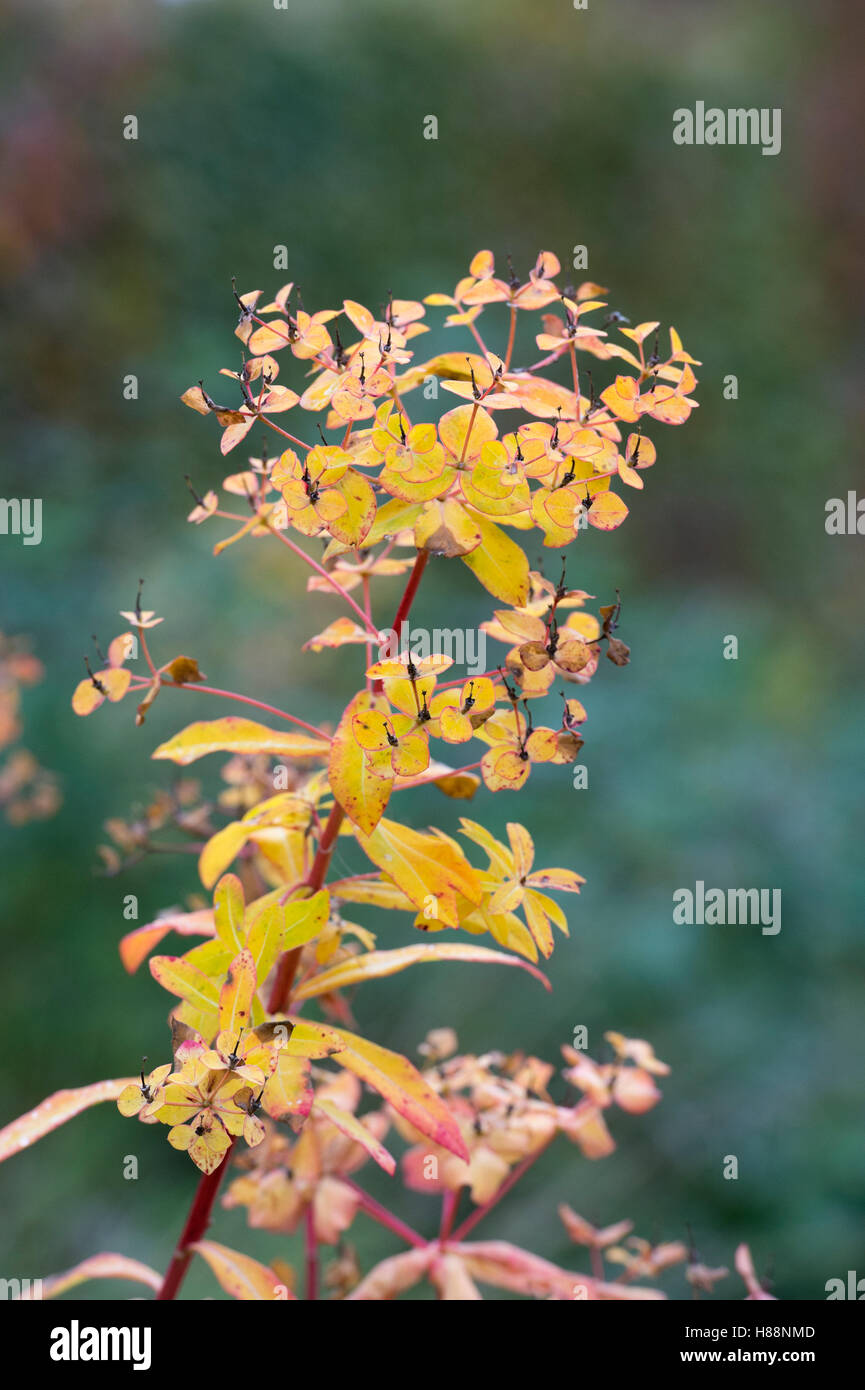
[450,1240,665,1300]
[328,691,392,835]
[0,1079,136,1163]
[326,876,415,911]
[429,1254,483,1300]
[292,942,550,1002]
[346,1246,436,1301]
[213,873,246,953]
[199,822,250,890]
[218,949,257,1036]
[150,955,221,1017]
[281,889,330,951]
[325,1025,469,1161]
[191,1240,296,1300]
[354,818,481,927]
[18,1253,162,1300]
[312,1096,396,1175]
[200,797,314,888]
[245,902,285,982]
[152,717,329,766]
[119,909,215,974]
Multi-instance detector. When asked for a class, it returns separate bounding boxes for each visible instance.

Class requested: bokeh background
[1,0,863,1300]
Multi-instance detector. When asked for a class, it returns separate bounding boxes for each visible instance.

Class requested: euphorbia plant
[4,248,766,1302]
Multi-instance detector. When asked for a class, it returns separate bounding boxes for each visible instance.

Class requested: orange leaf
[119,909,215,973]
[328,691,392,835]
[191,1240,296,1300]
[325,1025,469,1161]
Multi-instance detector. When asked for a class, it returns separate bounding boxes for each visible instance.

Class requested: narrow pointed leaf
[292,943,550,1001]
[153,718,329,765]
[325,1025,469,1161]
[19,1253,162,1300]
[119,909,215,974]
[0,1080,136,1163]
[312,1097,396,1174]
[191,1240,296,1300]
[218,949,257,1035]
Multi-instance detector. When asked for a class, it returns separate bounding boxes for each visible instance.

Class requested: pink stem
[268,528,379,635]
[149,679,331,741]
[449,1136,554,1243]
[342,1179,427,1249]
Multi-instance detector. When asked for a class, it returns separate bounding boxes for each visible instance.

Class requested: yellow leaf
[415,498,482,557]
[328,691,392,834]
[312,1097,396,1174]
[355,818,481,928]
[326,876,415,911]
[326,1025,469,1160]
[438,403,497,461]
[191,1240,295,1300]
[588,491,629,531]
[218,949,257,1036]
[150,955,220,1016]
[328,469,377,547]
[259,1052,312,1125]
[213,874,246,953]
[282,889,330,950]
[153,718,330,765]
[199,823,250,890]
[244,902,285,982]
[460,510,530,606]
[363,498,425,546]
[293,942,549,1001]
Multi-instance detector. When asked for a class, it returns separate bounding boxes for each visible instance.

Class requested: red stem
[304,1203,319,1300]
[449,1135,554,1243]
[342,1179,427,1249]
[439,1188,459,1241]
[268,802,346,1009]
[390,550,429,636]
[156,1141,235,1300]
[152,679,331,741]
[268,547,430,1011]
[267,527,379,635]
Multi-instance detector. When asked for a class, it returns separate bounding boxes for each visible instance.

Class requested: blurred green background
[1,0,862,1300]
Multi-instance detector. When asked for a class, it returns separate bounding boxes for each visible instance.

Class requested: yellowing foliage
[0,249,738,1305]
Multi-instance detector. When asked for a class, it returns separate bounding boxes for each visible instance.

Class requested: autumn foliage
[1,248,770,1300]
